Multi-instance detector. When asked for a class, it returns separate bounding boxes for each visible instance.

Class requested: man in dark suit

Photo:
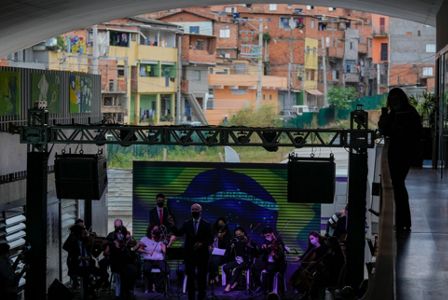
[149,193,176,247]
[174,203,213,300]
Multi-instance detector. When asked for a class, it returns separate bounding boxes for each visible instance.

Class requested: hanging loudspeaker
[287,154,335,203]
[54,153,107,200]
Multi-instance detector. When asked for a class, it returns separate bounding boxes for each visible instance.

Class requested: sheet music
[212,248,226,256]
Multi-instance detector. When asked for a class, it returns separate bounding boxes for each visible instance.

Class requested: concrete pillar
[156,94,161,124]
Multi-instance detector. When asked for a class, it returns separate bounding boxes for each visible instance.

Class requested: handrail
[362,140,396,300]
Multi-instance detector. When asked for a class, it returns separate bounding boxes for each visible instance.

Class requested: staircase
[184,93,208,125]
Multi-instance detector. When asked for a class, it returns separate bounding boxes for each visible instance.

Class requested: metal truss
[20,123,375,149]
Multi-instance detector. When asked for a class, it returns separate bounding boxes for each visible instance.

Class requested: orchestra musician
[138,225,168,293]
[253,227,286,294]
[290,231,330,300]
[209,217,232,284]
[149,193,176,247]
[223,226,257,293]
[106,219,139,300]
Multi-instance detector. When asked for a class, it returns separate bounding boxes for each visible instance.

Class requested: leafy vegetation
[328,86,358,110]
[227,104,281,127]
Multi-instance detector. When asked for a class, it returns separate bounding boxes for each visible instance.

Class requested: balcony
[344,73,360,83]
[136,77,177,93]
[102,79,127,94]
[137,45,177,62]
[327,47,344,59]
[358,43,368,54]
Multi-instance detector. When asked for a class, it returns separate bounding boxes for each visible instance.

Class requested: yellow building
[303,37,322,107]
[102,18,182,125]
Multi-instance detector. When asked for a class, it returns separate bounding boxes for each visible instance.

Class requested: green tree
[328,86,357,110]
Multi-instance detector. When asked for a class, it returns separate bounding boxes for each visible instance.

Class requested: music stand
[166,247,185,299]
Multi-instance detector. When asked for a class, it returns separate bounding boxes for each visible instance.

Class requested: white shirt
[140,236,164,261]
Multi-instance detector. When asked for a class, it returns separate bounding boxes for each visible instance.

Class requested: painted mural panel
[0,71,20,116]
[69,74,93,113]
[31,73,61,113]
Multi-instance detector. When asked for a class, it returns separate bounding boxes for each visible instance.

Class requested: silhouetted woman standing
[378,88,422,232]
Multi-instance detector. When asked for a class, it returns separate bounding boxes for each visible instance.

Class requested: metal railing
[362,140,396,300]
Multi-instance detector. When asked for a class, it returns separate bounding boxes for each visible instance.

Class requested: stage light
[262,131,279,152]
[205,132,218,145]
[237,132,250,144]
[293,134,305,146]
[148,131,159,143]
[180,132,193,145]
[120,129,137,147]
[94,131,106,146]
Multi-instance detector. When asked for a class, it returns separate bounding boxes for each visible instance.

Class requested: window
[161,64,176,79]
[215,69,229,75]
[310,20,315,29]
[269,4,277,11]
[350,42,353,50]
[417,30,421,37]
[191,70,201,81]
[139,63,159,77]
[219,29,230,38]
[117,65,125,77]
[189,26,200,34]
[379,17,385,33]
[234,63,247,74]
[306,5,314,10]
[332,70,339,80]
[422,67,433,76]
[426,44,436,53]
[194,40,206,50]
[380,43,388,61]
[110,31,129,47]
[230,88,247,95]
[328,7,335,11]
[280,17,303,29]
[104,97,113,106]
[225,6,236,13]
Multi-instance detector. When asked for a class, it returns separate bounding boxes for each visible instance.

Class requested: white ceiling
[0,0,443,57]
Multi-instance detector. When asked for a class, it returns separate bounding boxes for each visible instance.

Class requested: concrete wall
[344,28,359,61]
[185,66,209,94]
[390,18,435,64]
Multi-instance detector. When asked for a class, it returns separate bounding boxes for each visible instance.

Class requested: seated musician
[290,231,330,300]
[107,221,139,299]
[208,217,231,285]
[149,193,176,247]
[138,225,168,293]
[223,227,256,293]
[255,227,286,293]
[62,222,100,295]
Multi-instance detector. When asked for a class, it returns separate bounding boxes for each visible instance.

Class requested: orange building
[206,73,287,124]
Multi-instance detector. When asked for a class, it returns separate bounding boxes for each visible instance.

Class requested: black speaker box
[288,156,335,203]
[48,279,73,300]
[55,154,107,200]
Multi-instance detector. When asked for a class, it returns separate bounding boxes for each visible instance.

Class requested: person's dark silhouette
[378,87,422,232]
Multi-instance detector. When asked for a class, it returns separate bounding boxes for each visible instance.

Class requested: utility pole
[256,19,263,109]
[91,25,99,75]
[377,64,381,95]
[288,20,293,110]
[321,36,328,106]
[177,34,182,124]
